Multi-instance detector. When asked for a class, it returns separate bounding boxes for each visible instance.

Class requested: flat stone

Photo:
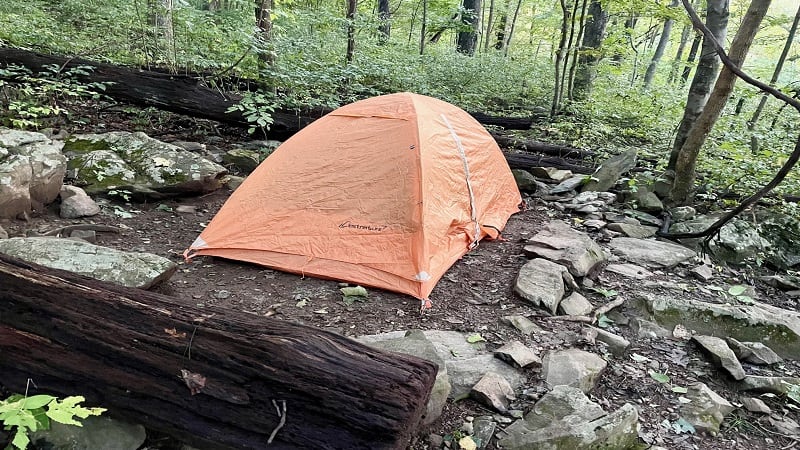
[524,220,607,277]
[559,292,593,316]
[622,210,663,227]
[0,237,176,289]
[471,372,516,413]
[512,169,538,192]
[692,335,746,380]
[628,188,664,213]
[582,149,637,193]
[590,327,630,356]
[736,376,800,395]
[542,348,607,393]
[670,215,766,264]
[549,175,586,194]
[494,341,542,368]
[669,206,696,222]
[606,222,658,238]
[631,318,671,339]
[741,397,771,414]
[502,315,545,335]
[680,382,734,434]
[472,416,496,449]
[690,264,714,281]
[726,338,782,365]
[531,167,573,182]
[175,205,197,214]
[608,237,696,268]
[583,219,606,230]
[605,263,653,279]
[69,229,97,243]
[514,258,574,314]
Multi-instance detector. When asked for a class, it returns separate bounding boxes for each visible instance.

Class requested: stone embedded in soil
[514,258,574,314]
[531,167,573,182]
[590,327,630,356]
[741,397,771,414]
[494,341,542,369]
[472,416,496,449]
[690,264,714,281]
[736,375,800,395]
[0,225,7,239]
[498,385,640,450]
[559,292,593,316]
[470,372,516,413]
[604,263,653,280]
[630,318,671,339]
[725,338,783,365]
[691,335,746,380]
[542,348,607,393]
[606,222,658,239]
[512,169,538,192]
[608,237,696,268]
[524,220,607,277]
[680,382,734,434]
[501,315,545,335]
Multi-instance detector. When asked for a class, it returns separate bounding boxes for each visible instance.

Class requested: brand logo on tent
[338,221,388,232]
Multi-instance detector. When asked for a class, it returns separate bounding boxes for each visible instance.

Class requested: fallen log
[492,133,595,159]
[503,151,594,174]
[0,254,437,450]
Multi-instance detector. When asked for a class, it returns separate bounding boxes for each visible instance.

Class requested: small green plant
[226,91,276,135]
[0,391,105,450]
[107,188,132,202]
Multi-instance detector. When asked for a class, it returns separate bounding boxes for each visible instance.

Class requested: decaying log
[0,254,437,450]
[503,151,594,174]
[492,133,595,159]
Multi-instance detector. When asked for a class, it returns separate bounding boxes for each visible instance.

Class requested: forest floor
[4,109,800,449]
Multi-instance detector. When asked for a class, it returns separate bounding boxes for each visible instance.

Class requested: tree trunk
[457,0,481,55]
[643,0,679,89]
[147,0,177,70]
[667,0,729,171]
[668,23,692,83]
[612,13,637,65]
[572,0,608,100]
[680,31,702,82]
[0,254,437,450]
[747,2,800,129]
[670,0,772,205]
[551,0,571,116]
[255,0,275,67]
[483,0,496,52]
[559,0,580,99]
[378,0,392,43]
[346,0,357,63]
[419,0,427,54]
[566,0,589,99]
[502,0,523,56]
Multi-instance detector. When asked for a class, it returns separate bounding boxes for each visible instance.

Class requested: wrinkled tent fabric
[186,92,521,299]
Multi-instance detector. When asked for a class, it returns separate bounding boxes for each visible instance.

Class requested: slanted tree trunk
[643,0,680,89]
[748,2,800,129]
[667,0,729,171]
[457,0,482,55]
[670,0,772,205]
[255,0,275,67]
[0,254,437,450]
[668,22,692,83]
[572,0,608,100]
[680,31,702,82]
[378,0,392,43]
[346,0,357,63]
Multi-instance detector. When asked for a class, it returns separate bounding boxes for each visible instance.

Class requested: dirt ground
[3,113,799,449]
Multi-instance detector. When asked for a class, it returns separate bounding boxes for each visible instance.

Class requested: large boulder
[63,132,227,200]
[0,237,176,289]
[582,149,637,193]
[0,128,66,218]
[670,215,766,264]
[608,237,696,268]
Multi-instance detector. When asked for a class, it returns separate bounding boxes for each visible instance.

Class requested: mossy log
[0,254,437,449]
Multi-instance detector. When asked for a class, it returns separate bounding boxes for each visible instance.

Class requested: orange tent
[185,92,521,303]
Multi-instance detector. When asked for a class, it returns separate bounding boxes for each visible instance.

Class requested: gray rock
[582,149,637,193]
[175,205,197,214]
[605,263,653,279]
[223,148,263,173]
[680,382,734,434]
[498,385,640,450]
[606,222,658,238]
[590,327,630,356]
[171,140,206,152]
[692,335,746,380]
[512,169,538,192]
[494,341,542,368]
[582,219,606,230]
[741,397,771,414]
[549,175,586,194]
[60,185,101,219]
[0,129,66,218]
[225,175,246,191]
[690,264,714,281]
[428,433,444,449]
[542,348,607,393]
[633,293,800,359]
[669,206,696,222]
[726,338,782,365]
[515,258,574,314]
[0,225,7,239]
[0,237,176,289]
[531,167,573,182]
[759,274,800,291]
[472,416,496,449]
[31,416,146,450]
[670,216,766,264]
[736,376,800,395]
[69,230,97,243]
[608,237,696,268]
[631,318,671,339]
[502,315,544,335]
[559,292,593,316]
[448,354,526,399]
[524,221,607,277]
[63,132,227,200]
[622,210,663,227]
[628,188,663,213]
[471,372,516,412]
[757,211,800,269]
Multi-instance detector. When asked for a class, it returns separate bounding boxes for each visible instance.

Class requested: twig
[183,325,198,360]
[594,297,625,318]
[268,400,286,444]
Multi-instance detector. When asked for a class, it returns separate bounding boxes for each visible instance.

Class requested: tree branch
[658,0,800,241]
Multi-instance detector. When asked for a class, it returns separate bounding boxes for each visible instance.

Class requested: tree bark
[747,2,800,129]
[668,22,691,83]
[0,254,437,450]
[572,0,608,100]
[419,0,428,54]
[255,0,276,67]
[643,0,679,89]
[502,0,523,57]
[483,0,496,52]
[566,0,589,99]
[680,30,702,82]
[667,0,729,171]
[551,0,570,116]
[346,0,357,63]
[378,0,392,43]
[457,0,481,55]
[670,0,772,205]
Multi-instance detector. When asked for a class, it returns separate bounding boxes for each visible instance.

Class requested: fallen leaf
[164,328,187,339]
[296,299,308,308]
[649,371,670,384]
[671,386,688,394]
[671,418,696,434]
[630,353,649,363]
[728,285,747,296]
[466,333,486,344]
[458,436,477,450]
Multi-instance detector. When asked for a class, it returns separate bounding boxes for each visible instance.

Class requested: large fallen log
[0,47,535,136]
[503,151,594,174]
[0,254,437,450]
[491,133,595,159]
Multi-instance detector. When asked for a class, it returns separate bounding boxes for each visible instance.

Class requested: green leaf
[671,418,696,434]
[630,353,649,363]
[466,333,486,343]
[671,386,688,394]
[21,395,54,410]
[596,314,613,329]
[45,409,81,426]
[727,285,747,296]
[649,371,670,384]
[11,429,30,450]
[737,295,754,304]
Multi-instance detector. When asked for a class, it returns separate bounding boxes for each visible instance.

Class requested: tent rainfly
[185,92,522,308]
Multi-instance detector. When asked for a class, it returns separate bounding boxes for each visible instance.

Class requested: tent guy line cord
[441,114,480,249]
